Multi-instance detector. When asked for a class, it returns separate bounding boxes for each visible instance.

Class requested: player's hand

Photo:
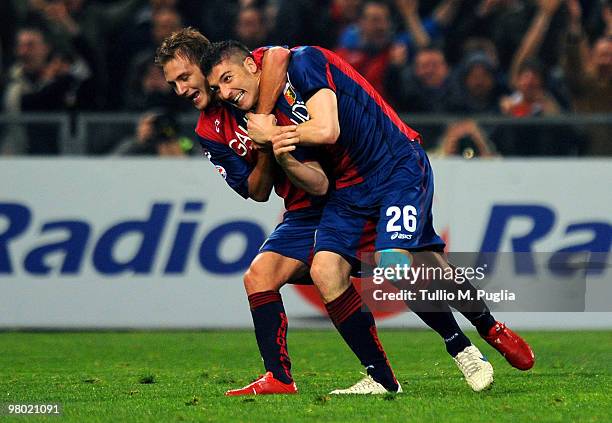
[246,113,279,145]
[271,126,300,166]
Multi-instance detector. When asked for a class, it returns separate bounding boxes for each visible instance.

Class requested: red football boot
[225,372,298,396]
[483,321,535,370]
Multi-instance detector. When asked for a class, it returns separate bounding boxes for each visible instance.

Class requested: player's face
[207,56,260,111]
[163,55,211,111]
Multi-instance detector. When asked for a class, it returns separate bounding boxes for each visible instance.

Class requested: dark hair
[155,27,210,67]
[200,40,252,76]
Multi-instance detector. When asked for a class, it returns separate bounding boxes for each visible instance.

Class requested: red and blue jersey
[284,46,422,189]
[195,103,326,212]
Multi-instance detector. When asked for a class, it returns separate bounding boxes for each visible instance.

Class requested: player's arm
[199,136,267,200]
[256,47,290,114]
[293,88,340,146]
[249,45,287,201]
[197,108,274,201]
[247,47,292,144]
[280,47,341,146]
[247,149,274,202]
[271,130,329,196]
[249,86,340,150]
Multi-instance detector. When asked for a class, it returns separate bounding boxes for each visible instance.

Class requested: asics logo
[391,232,412,240]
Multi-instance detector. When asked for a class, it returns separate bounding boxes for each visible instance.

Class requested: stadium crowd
[0,0,610,156]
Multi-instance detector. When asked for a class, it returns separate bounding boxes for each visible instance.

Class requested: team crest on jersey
[284,83,297,106]
[215,165,227,180]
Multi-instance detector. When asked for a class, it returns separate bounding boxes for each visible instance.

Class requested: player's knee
[243,261,280,294]
[310,264,332,301]
[243,264,263,291]
[310,261,342,297]
[309,261,329,286]
[311,253,351,284]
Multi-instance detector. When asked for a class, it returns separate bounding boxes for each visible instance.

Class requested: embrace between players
[155,28,534,396]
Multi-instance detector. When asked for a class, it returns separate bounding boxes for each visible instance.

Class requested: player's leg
[226,211,317,396]
[244,252,306,381]
[378,249,472,356]
[375,149,492,390]
[374,154,477,358]
[377,248,494,392]
[434,254,535,370]
[312,206,400,394]
[225,251,306,396]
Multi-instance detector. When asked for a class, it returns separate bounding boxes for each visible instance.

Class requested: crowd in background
[0,0,610,156]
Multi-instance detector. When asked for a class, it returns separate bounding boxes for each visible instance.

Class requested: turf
[0,330,610,422]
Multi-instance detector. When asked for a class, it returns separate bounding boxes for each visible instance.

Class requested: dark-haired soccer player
[202,41,535,393]
[156,28,401,395]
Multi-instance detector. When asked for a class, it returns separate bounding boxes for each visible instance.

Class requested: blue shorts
[260,207,374,279]
[260,208,322,267]
[314,144,445,262]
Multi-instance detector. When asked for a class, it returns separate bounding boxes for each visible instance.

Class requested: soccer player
[156,28,400,395]
[202,41,535,393]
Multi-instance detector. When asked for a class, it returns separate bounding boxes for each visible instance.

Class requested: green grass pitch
[1,330,610,422]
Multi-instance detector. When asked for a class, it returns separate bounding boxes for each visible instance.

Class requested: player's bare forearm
[295,89,340,146]
[247,150,275,201]
[256,47,290,114]
[272,128,329,195]
[280,157,329,196]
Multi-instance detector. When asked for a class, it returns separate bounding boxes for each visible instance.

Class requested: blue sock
[248,291,292,384]
[412,311,472,357]
[326,284,399,392]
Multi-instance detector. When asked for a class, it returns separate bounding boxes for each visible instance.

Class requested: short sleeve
[198,136,253,199]
[287,46,335,101]
[251,47,267,68]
